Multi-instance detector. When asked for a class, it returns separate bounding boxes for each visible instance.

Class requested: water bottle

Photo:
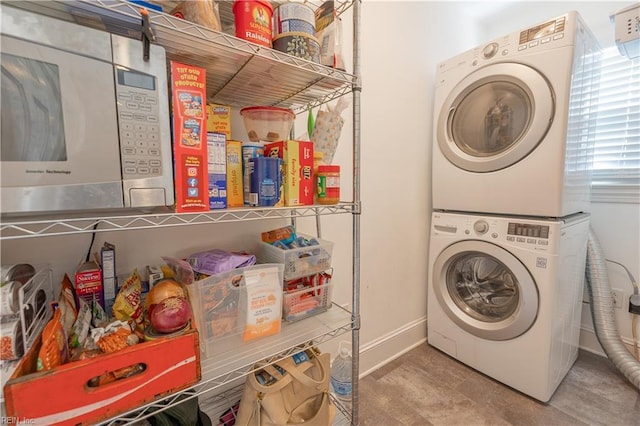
[330,343,352,408]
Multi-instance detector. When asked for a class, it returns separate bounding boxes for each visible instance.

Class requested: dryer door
[437,63,554,172]
[432,240,539,340]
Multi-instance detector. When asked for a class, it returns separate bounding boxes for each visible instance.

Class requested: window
[591,46,640,203]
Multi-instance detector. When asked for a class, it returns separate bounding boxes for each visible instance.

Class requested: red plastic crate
[3,327,200,425]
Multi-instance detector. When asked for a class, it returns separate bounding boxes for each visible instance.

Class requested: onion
[145,279,185,316]
[150,296,191,333]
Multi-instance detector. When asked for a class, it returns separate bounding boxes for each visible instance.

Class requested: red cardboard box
[170,61,209,212]
[75,261,104,309]
[264,140,314,206]
[3,326,200,425]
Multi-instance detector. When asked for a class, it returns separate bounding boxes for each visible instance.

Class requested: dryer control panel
[519,16,566,45]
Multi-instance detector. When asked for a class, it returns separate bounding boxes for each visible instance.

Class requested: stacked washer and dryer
[428,12,601,402]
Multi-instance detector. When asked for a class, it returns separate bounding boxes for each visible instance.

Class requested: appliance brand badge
[536,257,548,269]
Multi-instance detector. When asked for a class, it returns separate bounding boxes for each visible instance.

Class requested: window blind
[591,46,640,203]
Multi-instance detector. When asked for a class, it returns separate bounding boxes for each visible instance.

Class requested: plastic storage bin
[186,264,284,358]
[283,272,333,322]
[257,234,333,281]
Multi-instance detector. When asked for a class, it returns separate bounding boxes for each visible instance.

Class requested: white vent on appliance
[610,3,640,58]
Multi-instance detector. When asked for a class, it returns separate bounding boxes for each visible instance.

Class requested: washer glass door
[437,63,554,172]
[433,240,538,340]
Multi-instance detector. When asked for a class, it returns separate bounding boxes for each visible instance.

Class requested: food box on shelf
[186,264,284,358]
[257,234,333,281]
[283,271,333,322]
[170,61,209,213]
[264,140,314,206]
[3,324,200,425]
[206,103,232,140]
[207,132,227,210]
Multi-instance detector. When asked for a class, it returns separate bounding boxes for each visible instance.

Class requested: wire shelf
[4,0,357,112]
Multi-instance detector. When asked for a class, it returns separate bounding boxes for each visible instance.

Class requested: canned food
[0,317,24,360]
[0,281,21,315]
[242,141,264,205]
[272,32,321,63]
[273,3,315,28]
[233,0,273,48]
[1,263,36,292]
[273,3,316,37]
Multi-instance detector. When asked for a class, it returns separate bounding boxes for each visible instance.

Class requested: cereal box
[170,61,209,212]
[207,132,227,210]
[264,140,314,206]
[206,104,232,139]
[226,140,244,207]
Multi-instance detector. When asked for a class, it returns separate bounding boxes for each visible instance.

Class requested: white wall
[333,0,485,373]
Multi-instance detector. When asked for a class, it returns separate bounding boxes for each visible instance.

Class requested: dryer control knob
[474,220,489,234]
[482,43,499,59]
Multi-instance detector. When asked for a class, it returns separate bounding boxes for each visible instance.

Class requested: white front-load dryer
[431,11,600,217]
[427,211,590,402]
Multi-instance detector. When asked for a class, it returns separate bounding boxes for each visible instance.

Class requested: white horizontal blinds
[591,47,640,193]
[566,45,600,174]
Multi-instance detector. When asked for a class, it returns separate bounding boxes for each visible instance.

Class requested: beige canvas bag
[235,348,336,426]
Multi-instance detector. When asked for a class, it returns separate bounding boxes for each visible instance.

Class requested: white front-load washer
[431,11,600,217]
[427,211,590,402]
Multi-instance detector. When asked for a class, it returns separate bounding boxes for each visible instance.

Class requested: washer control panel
[506,222,550,246]
[432,213,556,250]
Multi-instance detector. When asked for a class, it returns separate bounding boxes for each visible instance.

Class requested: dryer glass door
[437,63,554,172]
[433,240,539,340]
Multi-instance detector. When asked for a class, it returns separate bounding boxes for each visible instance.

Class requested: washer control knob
[474,220,489,234]
[482,42,499,59]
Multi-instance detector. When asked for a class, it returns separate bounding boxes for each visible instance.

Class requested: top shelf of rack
[5,0,357,112]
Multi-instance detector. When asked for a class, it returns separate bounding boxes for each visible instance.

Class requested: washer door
[437,63,554,172]
[432,240,539,341]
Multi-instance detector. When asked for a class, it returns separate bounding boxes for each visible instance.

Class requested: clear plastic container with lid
[316,165,340,204]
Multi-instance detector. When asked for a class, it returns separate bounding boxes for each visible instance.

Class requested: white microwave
[0,5,174,214]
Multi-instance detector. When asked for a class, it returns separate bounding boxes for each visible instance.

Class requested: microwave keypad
[118,90,163,178]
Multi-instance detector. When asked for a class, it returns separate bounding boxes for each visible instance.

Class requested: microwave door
[1,35,124,214]
[1,54,67,163]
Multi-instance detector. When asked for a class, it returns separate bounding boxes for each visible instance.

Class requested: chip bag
[37,308,69,371]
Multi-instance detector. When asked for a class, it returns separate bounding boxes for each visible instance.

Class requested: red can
[233,0,273,48]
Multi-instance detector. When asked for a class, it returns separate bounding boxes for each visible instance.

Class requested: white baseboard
[358,316,427,378]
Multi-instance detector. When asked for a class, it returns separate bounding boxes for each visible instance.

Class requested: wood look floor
[358,343,640,426]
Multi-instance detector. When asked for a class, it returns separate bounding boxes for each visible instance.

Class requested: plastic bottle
[317,165,340,205]
[330,344,352,408]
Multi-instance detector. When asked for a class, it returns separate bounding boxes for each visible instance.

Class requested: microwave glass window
[1,53,67,162]
[117,68,156,91]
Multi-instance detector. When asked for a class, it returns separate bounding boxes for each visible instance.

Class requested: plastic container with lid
[233,0,273,48]
[316,165,340,204]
